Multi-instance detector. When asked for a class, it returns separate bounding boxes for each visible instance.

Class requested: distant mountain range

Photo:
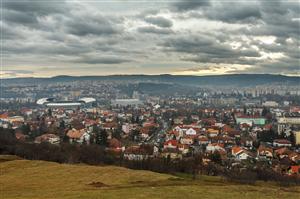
[2,74,300,87]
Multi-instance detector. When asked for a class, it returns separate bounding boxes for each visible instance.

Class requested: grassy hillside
[1,156,299,199]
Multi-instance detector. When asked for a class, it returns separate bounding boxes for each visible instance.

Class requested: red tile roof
[274,139,291,145]
[0,112,9,119]
[232,146,243,154]
[108,138,122,148]
[164,140,178,147]
[290,166,300,174]
[67,129,85,139]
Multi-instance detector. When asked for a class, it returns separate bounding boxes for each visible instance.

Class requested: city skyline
[2,0,300,78]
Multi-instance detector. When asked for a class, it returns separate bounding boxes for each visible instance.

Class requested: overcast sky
[1,0,300,78]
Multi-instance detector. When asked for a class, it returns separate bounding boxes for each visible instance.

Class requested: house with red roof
[257,145,273,159]
[288,165,300,176]
[240,123,250,131]
[206,143,225,153]
[164,140,178,149]
[289,152,300,164]
[84,119,99,127]
[34,133,60,144]
[161,148,182,159]
[231,146,255,160]
[167,130,181,140]
[178,144,189,154]
[240,137,254,147]
[222,125,235,133]
[180,135,196,145]
[273,139,292,147]
[206,128,219,137]
[198,136,210,145]
[275,147,292,159]
[102,122,118,130]
[20,108,33,116]
[107,138,123,153]
[140,127,151,139]
[124,145,153,160]
[0,112,9,120]
[67,128,90,144]
[15,131,28,142]
[263,124,272,131]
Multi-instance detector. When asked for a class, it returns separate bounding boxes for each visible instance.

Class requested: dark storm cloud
[74,56,131,64]
[3,0,67,15]
[144,16,173,28]
[261,58,300,73]
[3,0,123,36]
[166,0,299,74]
[65,17,122,36]
[163,34,260,64]
[175,1,262,24]
[234,1,299,74]
[2,0,68,28]
[235,57,300,74]
[238,2,300,39]
[204,3,262,23]
[137,26,173,34]
[2,0,299,75]
[3,9,38,24]
[172,0,210,11]
[260,0,294,15]
[3,40,90,56]
[2,0,125,61]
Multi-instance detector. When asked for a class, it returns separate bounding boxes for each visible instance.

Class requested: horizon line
[2,73,300,80]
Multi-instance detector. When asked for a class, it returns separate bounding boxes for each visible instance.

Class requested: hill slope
[3,74,300,87]
[0,156,299,199]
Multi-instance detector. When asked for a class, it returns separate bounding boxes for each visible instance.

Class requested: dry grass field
[1,155,299,199]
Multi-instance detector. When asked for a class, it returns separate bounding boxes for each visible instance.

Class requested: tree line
[0,127,299,186]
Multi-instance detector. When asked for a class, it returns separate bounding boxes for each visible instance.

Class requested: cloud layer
[2,0,299,77]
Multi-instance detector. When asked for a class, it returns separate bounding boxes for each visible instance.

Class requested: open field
[1,155,299,199]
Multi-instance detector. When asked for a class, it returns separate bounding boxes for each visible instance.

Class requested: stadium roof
[36,97,96,107]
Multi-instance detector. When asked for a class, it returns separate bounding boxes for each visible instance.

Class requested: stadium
[36,97,96,108]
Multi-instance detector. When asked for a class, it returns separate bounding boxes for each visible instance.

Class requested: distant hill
[2,74,300,87]
[1,156,299,199]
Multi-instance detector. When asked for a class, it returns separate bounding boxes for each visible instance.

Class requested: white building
[262,101,279,107]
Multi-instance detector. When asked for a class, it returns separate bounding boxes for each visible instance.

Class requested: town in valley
[1,75,300,181]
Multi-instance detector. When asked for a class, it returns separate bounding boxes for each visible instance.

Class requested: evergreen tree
[209,151,222,164]
[59,120,65,129]
[48,108,52,117]
[131,115,135,123]
[38,118,47,135]
[63,134,69,143]
[130,129,139,141]
[89,133,95,144]
[262,107,269,117]
[154,116,157,124]
[95,129,108,146]
[170,119,174,126]
[135,116,140,124]
[21,123,31,135]
[243,106,247,115]
[82,137,87,145]
[289,132,296,146]
[112,129,122,140]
